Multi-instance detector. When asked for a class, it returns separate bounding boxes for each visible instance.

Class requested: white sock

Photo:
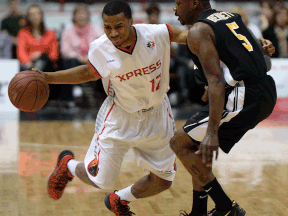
[67,159,80,177]
[115,185,137,202]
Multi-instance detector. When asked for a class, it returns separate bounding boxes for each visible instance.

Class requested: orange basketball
[8,70,50,112]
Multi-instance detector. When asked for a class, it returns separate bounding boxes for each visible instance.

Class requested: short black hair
[146,3,160,16]
[102,0,132,19]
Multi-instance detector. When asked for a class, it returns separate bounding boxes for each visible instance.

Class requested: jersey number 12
[226,22,253,52]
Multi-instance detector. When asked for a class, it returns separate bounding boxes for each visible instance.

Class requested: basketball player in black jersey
[170,0,277,216]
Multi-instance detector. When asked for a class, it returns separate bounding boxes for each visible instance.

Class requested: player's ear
[129,18,133,26]
[191,0,200,8]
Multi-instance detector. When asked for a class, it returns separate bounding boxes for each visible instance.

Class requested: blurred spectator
[1,0,26,59]
[146,3,161,24]
[59,0,65,12]
[232,6,263,39]
[262,7,288,58]
[61,4,102,69]
[61,4,103,108]
[259,1,276,31]
[17,4,59,71]
[273,0,285,13]
[0,32,12,59]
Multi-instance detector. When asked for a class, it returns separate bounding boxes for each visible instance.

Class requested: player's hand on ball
[32,68,47,80]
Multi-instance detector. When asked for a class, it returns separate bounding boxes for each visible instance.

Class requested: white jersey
[88,24,173,113]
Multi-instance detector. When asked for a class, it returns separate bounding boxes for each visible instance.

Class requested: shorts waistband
[142,107,154,112]
[136,95,167,113]
[204,84,234,90]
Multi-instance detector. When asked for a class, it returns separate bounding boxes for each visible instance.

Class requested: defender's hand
[201,86,209,102]
[259,38,275,57]
[195,134,219,167]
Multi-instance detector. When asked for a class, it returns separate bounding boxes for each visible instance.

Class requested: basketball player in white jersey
[42,1,188,215]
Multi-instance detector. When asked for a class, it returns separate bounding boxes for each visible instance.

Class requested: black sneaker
[207,201,246,216]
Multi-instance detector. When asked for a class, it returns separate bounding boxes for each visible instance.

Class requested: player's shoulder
[89,34,112,55]
[134,23,167,33]
[189,22,214,42]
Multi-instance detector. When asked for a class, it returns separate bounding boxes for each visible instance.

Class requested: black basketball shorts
[183,75,277,153]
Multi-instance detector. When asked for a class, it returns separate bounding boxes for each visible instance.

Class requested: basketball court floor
[0,115,288,216]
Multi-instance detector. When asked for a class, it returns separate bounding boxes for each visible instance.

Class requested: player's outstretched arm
[169,25,189,44]
[38,64,99,84]
[188,23,226,166]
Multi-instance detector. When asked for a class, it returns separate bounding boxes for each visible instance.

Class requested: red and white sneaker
[47,150,74,200]
[104,191,135,216]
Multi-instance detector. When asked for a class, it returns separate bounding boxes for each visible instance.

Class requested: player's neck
[199,6,212,17]
[189,6,212,25]
[119,27,136,49]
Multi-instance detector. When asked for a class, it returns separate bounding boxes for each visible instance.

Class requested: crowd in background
[0,0,288,110]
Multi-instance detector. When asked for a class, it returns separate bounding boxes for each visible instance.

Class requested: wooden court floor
[0,119,288,216]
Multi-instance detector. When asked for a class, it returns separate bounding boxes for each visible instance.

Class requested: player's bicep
[188,25,223,84]
[86,63,100,81]
[87,59,102,80]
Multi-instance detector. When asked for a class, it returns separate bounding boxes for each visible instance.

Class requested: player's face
[103,12,133,47]
[174,0,198,25]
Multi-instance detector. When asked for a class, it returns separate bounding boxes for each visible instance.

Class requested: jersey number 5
[226,22,253,52]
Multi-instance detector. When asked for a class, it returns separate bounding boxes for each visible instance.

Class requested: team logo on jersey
[147,41,155,49]
[87,155,98,177]
[107,59,116,63]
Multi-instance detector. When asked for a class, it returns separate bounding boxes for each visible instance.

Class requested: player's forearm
[207,80,226,135]
[45,65,96,84]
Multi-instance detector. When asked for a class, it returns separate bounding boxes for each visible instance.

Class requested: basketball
[8,70,50,112]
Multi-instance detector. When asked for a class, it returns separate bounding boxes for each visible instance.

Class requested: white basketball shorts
[84,95,177,189]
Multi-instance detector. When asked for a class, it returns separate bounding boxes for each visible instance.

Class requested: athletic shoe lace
[117,202,135,216]
[179,210,190,216]
[54,172,73,190]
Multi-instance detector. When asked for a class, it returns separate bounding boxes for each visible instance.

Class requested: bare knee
[170,130,182,153]
[75,163,104,189]
[161,179,172,190]
[170,128,195,155]
[149,173,172,191]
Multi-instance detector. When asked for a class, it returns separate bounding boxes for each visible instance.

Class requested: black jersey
[188,9,269,88]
